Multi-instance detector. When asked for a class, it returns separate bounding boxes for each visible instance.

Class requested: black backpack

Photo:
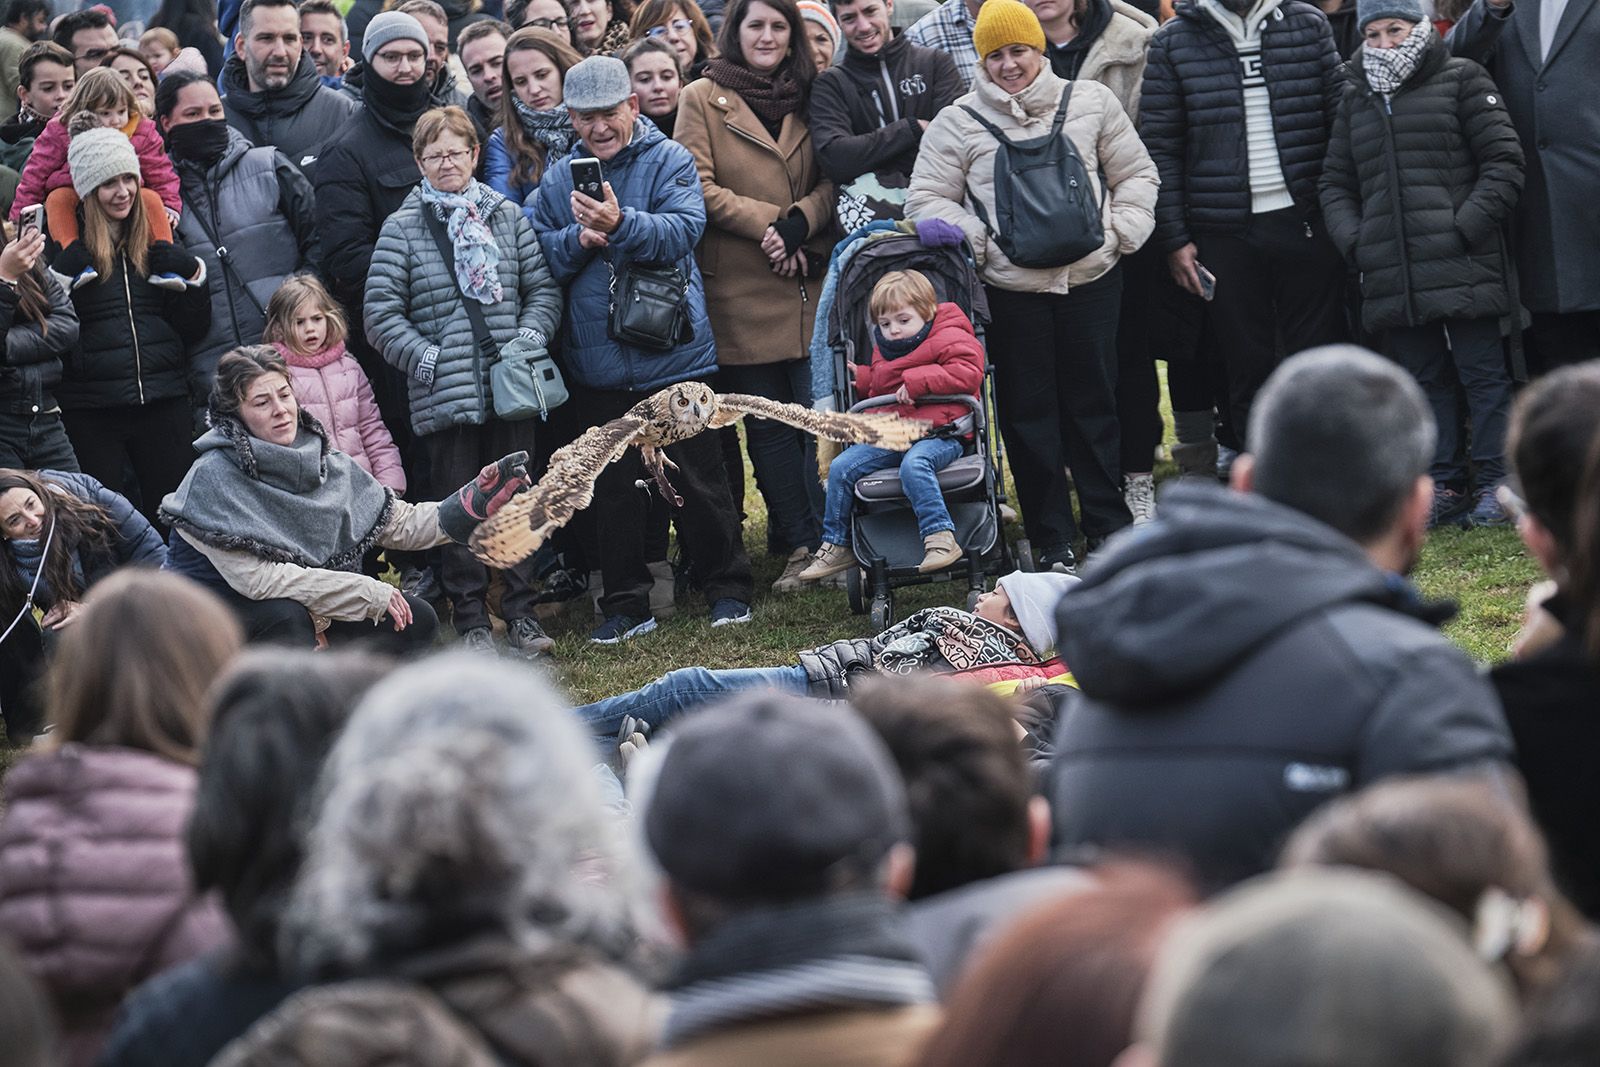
[960,83,1106,269]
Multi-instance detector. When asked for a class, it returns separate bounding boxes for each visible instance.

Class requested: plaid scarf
[1363,20,1433,97]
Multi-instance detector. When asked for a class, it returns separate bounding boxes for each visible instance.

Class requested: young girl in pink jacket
[10,69,180,246]
[263,274,406,494]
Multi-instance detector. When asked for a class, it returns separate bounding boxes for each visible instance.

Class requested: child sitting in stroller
[801,268,985,579]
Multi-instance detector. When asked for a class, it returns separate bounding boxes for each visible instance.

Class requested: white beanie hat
[67,127,141,201]
[996,570,1080,656]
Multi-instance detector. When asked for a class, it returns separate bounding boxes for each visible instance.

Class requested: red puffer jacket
[851,302,985,430]
[0,744,228,1067]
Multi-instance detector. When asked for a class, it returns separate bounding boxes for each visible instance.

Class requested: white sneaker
[1124,473,1157,525]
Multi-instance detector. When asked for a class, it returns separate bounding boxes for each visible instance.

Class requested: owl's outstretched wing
[711,393,932,450]
[469,414,649,568]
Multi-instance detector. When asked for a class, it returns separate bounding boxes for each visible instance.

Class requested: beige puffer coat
[1081,0,1159,120]
[906,64,1158,295]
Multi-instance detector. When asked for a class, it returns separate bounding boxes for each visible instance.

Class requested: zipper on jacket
[1372,98,1417,324]
[878,59,901,124]
[122,255,145,405]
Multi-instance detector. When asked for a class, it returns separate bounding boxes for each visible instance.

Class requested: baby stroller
[823,229,1022,632]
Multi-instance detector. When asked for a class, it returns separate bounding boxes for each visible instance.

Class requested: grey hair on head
[1247,344,1436,545]
[281,652,641,976]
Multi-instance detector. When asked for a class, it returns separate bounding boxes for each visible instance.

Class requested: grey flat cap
[563,56,632,111]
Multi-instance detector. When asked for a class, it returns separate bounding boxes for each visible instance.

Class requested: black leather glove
[438,451,532,544]
[771,208,809,257]
[146,240,200,280]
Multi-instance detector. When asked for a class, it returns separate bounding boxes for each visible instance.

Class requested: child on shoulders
[802,268,985,579]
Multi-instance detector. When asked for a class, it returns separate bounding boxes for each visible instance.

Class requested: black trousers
[986,268,1131,550]
[349,322,428,575]
[1196,207,1348,447]
[1115,243,1166,473]
[230,591,440,653]
[60,396,193,530]
[717,361,822,555]
[424,417,541,634]
[1384,316,1511,489]
[1525,311,1600,378]
[0,410,80,472]
[0,615,51,742]
[576,384,753,619]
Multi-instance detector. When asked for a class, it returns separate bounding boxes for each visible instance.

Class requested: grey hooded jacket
[174,127,319,404]
[1048,481,1513,890]
[365,184,562,436]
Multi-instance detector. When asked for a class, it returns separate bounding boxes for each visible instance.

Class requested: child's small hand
[894,384,912,405]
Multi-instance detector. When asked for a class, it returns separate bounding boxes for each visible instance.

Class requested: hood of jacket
[1099,0,1159,60]
[973,60,1071,123]
[222,50,326,118]
[1056,481,1453,704]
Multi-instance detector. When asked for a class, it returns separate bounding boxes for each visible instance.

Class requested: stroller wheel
[1015,538,1036,573]
[846,567,867,615]
[870,594,894,633]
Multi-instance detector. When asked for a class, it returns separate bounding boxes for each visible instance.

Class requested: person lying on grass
[574,569,1079,739]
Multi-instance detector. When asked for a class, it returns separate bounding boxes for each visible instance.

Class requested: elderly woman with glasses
[363,105,564,658]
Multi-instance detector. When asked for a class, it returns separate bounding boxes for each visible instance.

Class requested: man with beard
[1048,347,1513,891]
[314,11,438,599]
[339,0,472,112]
[0,0,49,125]
[1140,0,1347,456]
[221,0,358,172]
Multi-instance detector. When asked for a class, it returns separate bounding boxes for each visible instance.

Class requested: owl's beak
[691,402,705,420]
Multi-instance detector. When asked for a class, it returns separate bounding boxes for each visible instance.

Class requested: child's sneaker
[918,530,962,573]
[147,272,188,292]
[48,241,97,292]
[799,542,853,581]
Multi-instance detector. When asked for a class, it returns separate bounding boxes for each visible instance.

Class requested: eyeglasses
[373,47,426,64]
[646,17,693,35]
[420,148,474,166]
[527,15,570,27]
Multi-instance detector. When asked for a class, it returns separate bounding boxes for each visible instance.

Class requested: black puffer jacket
[1049,481,1513,890]
[1140,0,1341,251]
[222,51,359,174]
[1320,37,1523,331]
[0,271,76,415]
[59,253,211,411]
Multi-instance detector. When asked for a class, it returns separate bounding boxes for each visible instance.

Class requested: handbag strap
[423,208,497,356]
[188,192,268,319]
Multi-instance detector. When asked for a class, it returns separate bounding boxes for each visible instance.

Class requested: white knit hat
[996,569,1081,656]
[67,127,141,201]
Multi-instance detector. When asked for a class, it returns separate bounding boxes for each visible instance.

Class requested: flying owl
[469,382,932,568]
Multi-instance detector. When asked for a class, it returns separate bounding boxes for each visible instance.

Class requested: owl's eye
[676,397,689,408]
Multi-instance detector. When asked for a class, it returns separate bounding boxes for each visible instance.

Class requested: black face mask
[166,118,231,164]
[363,68,433,130]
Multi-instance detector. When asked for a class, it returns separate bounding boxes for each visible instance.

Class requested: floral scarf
[416,177,504,305]
[1363,20,1433,97]
[704,57,805,127]
[512,96,578,164]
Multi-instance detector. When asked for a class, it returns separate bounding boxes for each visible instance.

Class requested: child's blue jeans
[821,438,965,545]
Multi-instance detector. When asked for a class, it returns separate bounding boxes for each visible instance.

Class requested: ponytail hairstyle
[58,66,140,130]
[0,470,117,618]
[497,27,582,188]
[263,274,349,356]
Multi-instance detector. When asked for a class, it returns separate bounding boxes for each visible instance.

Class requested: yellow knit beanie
[972,0,1046,62]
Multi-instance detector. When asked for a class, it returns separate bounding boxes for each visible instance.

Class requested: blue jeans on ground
[575,664,810,737]
[821,438,965,545]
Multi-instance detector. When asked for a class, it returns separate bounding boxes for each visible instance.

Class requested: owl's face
[664,382,716,429]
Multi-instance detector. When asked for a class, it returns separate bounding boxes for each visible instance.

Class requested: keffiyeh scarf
[417,177,504,305]
[1363,20,1433,97]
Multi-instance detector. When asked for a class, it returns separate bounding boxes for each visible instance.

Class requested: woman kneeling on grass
[160,346,532,652]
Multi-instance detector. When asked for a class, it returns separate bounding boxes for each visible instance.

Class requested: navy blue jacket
[532,119,716,393]
[1140,0,1342,251]
[5,470,166,610]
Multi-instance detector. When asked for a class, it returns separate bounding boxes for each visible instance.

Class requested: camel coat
[674,77,835,366]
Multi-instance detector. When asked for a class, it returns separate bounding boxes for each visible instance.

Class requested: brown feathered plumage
[469,382,931,568]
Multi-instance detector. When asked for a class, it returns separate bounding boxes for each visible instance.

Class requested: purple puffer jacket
[277,340,408,494]
[0,744,229,1067]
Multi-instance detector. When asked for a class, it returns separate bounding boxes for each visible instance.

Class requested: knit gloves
[438,451,532,544]
[771,208,810,257]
